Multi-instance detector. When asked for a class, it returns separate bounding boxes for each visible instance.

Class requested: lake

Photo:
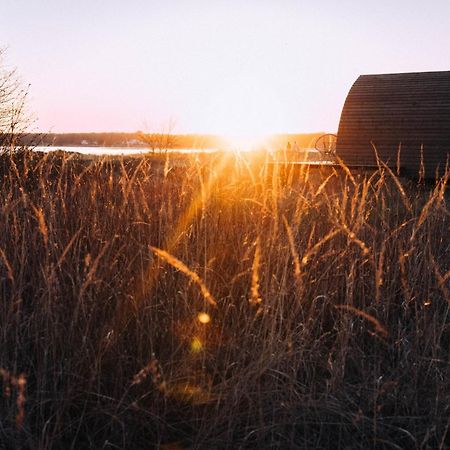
[34,145,320,157]
[33,146,218,156]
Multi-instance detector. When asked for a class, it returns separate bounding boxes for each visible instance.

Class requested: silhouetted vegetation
[16,132,325,151]
[0,49,30,148]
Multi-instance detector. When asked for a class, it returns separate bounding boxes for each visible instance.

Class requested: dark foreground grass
[0,149,449,449]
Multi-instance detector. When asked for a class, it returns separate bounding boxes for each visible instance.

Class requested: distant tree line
[19,132,226,149]
[18,132,326,150]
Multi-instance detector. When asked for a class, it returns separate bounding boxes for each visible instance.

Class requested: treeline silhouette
[16,132,326,149]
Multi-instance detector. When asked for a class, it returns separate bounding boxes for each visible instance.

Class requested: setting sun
[221,133,270,151]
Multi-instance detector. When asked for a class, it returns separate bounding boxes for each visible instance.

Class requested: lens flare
[197,312,211,324]
[191,337,203,352]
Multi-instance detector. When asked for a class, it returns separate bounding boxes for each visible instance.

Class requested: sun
[201,74,286,151]
[221,132,269,152]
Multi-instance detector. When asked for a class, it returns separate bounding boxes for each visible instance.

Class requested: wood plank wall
[336,71,450,177]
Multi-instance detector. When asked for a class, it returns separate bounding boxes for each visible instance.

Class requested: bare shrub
[0,49,31,149]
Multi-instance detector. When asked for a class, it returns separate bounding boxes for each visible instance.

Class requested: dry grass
[0,148,449,449]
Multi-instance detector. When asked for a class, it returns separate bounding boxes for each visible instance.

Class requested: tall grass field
[0,148,449,449]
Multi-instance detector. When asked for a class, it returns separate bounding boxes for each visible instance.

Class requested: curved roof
[336,71,450,177]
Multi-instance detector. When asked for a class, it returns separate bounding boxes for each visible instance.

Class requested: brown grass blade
[379,160,412,213]
[282,215,301,280]
[335,155,356,187]
[249,237,262,305]
[301,229,340,266]
[335,304,388,338]
[0,246,14,281]
[150,246,217,306]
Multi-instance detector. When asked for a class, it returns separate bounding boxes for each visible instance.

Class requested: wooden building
[336,71,450,177]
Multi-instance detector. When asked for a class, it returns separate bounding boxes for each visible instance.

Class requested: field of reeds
[0,148,449,449]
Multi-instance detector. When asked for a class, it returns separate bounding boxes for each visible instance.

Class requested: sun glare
[221,133,269,152]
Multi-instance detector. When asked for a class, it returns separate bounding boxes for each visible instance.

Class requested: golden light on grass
[166,382,210,404]
[301,230,340,266]
[150,246,217,306]
[249,237,262,305]
[282,215,301,280]
[125,153,234,327]
[32,206,48,246]
[0,369,26,430]
[197,312,211,324]
[160,378,217,405]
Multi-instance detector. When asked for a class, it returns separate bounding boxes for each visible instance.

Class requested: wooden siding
[336,71,450,177]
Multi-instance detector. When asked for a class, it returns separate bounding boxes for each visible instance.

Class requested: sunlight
[221,133,269,152]
[202,69,289,144]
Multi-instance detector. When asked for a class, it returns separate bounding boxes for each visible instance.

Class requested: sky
[1,0,449,137]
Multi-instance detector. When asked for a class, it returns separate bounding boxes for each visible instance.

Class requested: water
[34,145,322,158]
[34,146,218,156]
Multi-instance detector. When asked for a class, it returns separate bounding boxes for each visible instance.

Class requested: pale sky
[1,0,449,137]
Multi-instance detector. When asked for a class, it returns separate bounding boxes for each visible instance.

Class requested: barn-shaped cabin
[336,71,450,177]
